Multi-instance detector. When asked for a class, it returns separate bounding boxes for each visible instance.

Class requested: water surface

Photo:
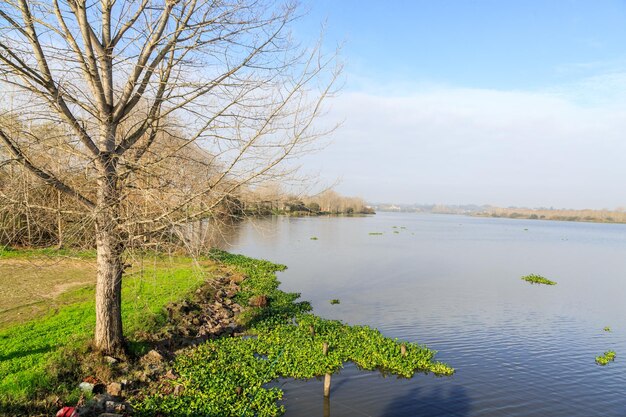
[223,213,626,416]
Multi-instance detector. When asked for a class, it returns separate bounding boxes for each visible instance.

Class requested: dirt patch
[0,258,96,329]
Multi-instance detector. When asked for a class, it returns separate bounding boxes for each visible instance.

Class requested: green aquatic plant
[310,237,318,240]
[393,231,400,234]
[595,350,616,366]
[521,274,556,285]
[134,250,454,417]
[369,232,383,235]
[604,326,611,332]
[329,299,340,305]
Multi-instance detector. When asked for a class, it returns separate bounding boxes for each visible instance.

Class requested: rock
[78,382,94,393]
[143,349,164,364]
[106,382,122,397]
[248,294,267,307]
[103,356,118,365]
[164,369,178,380]
[230,274,245,283]
[105,400,117,412]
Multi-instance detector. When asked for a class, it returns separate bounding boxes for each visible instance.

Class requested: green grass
[521,274,557,285]
[0,251,209,409]
[0,246,96,260]
[595,350,616,366]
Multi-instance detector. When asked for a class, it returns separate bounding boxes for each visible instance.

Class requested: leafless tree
[0,0,338,354]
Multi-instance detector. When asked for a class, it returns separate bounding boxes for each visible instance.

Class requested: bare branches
[0,128,95,209]
[0,0,339,246]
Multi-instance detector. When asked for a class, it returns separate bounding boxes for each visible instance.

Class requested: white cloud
[301,75,626,209]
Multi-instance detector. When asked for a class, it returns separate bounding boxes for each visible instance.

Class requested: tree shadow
[0,345,53,362]
[379,384,471,417]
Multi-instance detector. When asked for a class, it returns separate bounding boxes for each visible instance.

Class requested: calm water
[221,212,626,417]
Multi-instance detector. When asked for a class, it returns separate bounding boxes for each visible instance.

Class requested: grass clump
[329,299,340,305]
[521,274,556,285]
[368,232,383,236]
[595,350,616,366]
[310,237,318,240]
[604,326,611,332]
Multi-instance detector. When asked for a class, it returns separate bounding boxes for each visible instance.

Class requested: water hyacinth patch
[133,250,454,417]
[521,274,557,285]
[595,351,616,366]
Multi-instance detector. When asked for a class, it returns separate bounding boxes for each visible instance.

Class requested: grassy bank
[0,248,211,414]
[1,248,453,416]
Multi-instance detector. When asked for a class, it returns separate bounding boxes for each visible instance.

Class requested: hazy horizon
[295,0,626,210]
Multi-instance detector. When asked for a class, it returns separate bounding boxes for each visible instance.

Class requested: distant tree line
[238,187,375,216]
[474,207,626,224]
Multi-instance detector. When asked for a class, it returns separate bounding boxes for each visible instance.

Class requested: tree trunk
[94,153,125,354]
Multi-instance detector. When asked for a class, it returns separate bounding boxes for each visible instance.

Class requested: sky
[294,0,626,209]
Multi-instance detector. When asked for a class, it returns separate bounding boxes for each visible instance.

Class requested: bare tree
[0,0,338,354]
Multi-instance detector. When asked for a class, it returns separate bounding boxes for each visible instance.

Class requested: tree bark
[94,152,125,354]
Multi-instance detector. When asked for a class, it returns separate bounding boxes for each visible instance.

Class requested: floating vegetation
[604,326,611,332]
[369,232,383,235]
[329,299,340,305]
[400,226,407,229]
[521,274,557,285]
[595,350,616,366]
[310,237,318,240]
[134,250,454,416]
[393,231,400,234]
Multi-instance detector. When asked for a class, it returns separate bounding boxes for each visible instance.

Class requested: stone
[164,369,178,380]
[144,349,164,364]
[78,382,94,393]
[106,382,122,397]
[103,356,118,365]
[248,294,267,307]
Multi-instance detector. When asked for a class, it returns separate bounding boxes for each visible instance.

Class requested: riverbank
[0,248,452,417]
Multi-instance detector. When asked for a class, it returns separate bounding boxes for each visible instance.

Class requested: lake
[220,212,626,416]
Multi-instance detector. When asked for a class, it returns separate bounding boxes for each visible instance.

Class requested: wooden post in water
[323,342,331,397]
[401,343,407,357]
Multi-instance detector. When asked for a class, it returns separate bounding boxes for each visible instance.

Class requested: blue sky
[294,1,626,209]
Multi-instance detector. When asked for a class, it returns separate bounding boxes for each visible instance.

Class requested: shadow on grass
[0,346,54,362]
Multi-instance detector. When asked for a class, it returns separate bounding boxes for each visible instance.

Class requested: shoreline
[0,248,452,417]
